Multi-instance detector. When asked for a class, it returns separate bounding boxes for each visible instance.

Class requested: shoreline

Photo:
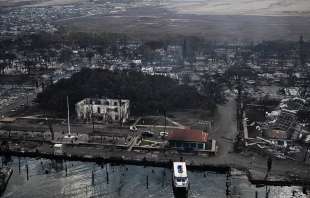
[1,149,310,187]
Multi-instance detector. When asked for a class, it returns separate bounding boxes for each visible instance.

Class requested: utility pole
[304,142,310,162]
[66,96,71,135]
[46,116,54,141]
[91,107,95,133]
[164,110,167,133]
[26,91,29,106]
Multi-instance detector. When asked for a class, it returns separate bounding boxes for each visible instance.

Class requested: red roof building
[167,129,208,142]
[167,129,210,151]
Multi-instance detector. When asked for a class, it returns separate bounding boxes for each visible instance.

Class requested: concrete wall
[169,140,207,151]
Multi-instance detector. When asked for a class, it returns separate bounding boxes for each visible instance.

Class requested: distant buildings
[76,98,130,123]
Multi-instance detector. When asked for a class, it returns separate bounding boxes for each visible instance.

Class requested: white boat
[172,162,189,198]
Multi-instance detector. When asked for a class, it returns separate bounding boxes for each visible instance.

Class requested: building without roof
[76,98,130,123]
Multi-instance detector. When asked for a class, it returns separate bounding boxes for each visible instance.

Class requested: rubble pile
[245,97,310,160]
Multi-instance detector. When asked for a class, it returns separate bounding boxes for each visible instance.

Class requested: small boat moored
[172,162,189,198]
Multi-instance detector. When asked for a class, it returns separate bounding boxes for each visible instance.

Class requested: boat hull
[172,185,188,198]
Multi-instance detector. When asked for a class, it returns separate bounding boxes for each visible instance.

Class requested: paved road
[209,97,237,158]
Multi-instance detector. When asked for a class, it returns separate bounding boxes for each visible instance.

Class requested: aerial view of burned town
[0,0,310,197]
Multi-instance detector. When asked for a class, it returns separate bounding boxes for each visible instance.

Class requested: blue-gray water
[1,157,307,198]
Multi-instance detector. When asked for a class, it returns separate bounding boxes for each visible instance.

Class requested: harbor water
[0,157,308,198]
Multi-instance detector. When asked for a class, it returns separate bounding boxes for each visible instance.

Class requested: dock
[1,140,310,188]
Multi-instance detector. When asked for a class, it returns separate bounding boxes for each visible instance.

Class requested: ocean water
[1,157,307,198]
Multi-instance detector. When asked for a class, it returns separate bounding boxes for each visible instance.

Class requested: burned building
[76,98,130,123]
